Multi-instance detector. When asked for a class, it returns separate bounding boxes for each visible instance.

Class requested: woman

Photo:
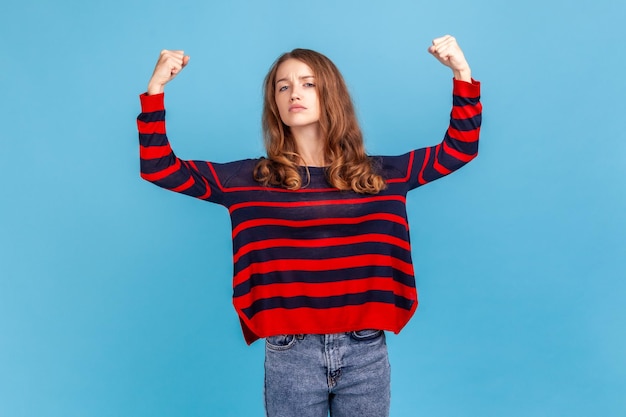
[137,35,481,417]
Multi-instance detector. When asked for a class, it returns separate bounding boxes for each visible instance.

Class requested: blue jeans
[264,331,391,417]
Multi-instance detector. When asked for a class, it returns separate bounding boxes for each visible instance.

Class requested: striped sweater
[137,79,482,344]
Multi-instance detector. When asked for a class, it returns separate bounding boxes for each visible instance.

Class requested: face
[274,58,320,130]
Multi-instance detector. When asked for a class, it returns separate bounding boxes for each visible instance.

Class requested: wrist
[147,81,165,95]
[453,67,472,82]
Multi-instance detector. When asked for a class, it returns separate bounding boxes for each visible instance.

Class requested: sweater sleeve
[403,78,482,190]
[136,93,242,205]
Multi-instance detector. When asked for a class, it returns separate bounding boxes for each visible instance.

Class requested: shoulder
[371,152,414,180]
[210,158,262,187]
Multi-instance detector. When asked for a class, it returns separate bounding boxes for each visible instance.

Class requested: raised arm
[397,36,482,190]
[138,50,218,201]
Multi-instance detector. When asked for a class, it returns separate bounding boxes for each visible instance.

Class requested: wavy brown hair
[253,49,386,194]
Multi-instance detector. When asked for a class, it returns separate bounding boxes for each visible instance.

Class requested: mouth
[289,105,306,112]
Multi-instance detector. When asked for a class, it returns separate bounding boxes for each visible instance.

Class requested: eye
[304,82,315,88]
[278,85,289,92]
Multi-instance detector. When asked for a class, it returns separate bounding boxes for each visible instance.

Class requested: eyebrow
[275,75,315,85]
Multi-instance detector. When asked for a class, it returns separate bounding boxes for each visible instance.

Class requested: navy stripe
[233,266,414,297]
[139,133,169,147]
[229,190,404,206]
[441,133,479,158]
[140,158,180,176]
[233,221,410,250]
[234,243,413,275]
[450,114,482,132]
[138,109,165,122]
[241,290,414,319]
[452,94,480,107]
[231,200,407,223]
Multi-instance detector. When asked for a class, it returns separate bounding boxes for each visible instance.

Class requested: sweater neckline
[299,165,327,175]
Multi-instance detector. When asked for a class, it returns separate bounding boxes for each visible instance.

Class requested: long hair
[253,49,386,194]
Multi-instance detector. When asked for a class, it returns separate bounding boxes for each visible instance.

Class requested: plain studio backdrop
[1,0,624,416]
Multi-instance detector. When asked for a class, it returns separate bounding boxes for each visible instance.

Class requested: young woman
[137,35,481,417]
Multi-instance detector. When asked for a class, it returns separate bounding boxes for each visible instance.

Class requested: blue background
[1,0,625,416]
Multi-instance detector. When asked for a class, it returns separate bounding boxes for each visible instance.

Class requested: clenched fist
[147,50,190,95]
[428,35,472,82]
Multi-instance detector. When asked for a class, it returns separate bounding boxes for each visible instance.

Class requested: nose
[290,87,300,101]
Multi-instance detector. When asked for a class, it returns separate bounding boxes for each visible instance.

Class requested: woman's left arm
[395,36,481,190]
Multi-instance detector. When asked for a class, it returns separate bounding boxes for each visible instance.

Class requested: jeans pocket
[350,329,384,341]
[265,334,298,351]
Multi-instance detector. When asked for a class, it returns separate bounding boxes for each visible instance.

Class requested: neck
[292,124,326,167]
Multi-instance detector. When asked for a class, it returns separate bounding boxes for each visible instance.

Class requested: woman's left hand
[428,35,472,82]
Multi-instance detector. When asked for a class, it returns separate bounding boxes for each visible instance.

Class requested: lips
[289,104,306,112]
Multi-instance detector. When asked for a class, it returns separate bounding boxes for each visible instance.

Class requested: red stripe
[233,233,411,263]
[233,254,414,286]
[137,120,166,134]
[232,213,408,239]
[417,147,431,185]
[139,93,165,112]
[406,150,415,181]
[442,140,476,163]
[447,126,480,143]
[140,144,172,159]
[451,103,482,119]
[229,195,405,214]
[170,175,195,193]
[452,79,481,98]
[235,277,415,308]
[188,161,212,199]
[140,159,181,182]
[433,144,452,175]
[238,301,417,344]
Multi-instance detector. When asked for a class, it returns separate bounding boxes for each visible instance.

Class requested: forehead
[275,58,314,81]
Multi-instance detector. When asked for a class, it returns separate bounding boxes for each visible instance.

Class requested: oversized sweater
[137,79,482,344]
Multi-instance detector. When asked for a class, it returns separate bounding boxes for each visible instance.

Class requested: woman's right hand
[147,50,190,95]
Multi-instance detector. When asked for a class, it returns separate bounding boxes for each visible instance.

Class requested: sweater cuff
[453,78,480,98]
[139,92,165,113]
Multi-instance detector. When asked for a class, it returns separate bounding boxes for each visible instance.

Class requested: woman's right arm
[137,50,214,200]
